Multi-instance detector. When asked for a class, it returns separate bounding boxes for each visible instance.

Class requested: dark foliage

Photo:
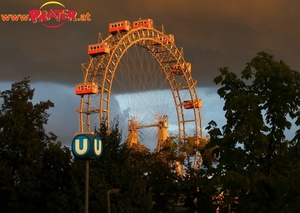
[0,77,72,213]
[207,52,300,213]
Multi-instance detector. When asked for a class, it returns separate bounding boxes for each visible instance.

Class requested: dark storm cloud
[1,0,299,144]
[1,0,300,87]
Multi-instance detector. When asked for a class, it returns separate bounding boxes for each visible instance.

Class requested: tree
[206,52,300,213]
[0,78,73,213]
[177,136,219,213]
[39,140,73,213]
[145,151,181,213]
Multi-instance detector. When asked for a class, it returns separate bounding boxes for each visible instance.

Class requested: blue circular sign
[71,134,103,159]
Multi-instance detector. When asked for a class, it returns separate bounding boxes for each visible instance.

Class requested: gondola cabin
[183,99,202,109]
[109,20,131,33]
[75,83,98,95]
[153,34,175,45]
[171,62,191,75]
[132,18,153,29]
[88,42,110,56]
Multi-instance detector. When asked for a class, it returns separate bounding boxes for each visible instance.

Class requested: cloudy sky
[1,0,299,146]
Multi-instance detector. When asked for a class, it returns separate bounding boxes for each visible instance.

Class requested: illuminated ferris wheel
[75,18,203,171]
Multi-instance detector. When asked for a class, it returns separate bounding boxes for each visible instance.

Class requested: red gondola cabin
[88,42,110,56]
[109,20,131,33]
[75,83,98,95]
[153,34,175,45]
[132,18,153,29]
[171,62,191,75]
[183,99,202,109]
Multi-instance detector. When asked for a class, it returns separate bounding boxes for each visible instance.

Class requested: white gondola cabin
[75,83,98,95]
[183,99,202,109]
[153,34,175,45]
[171,62,191,75]
[132,18,153,29]
[109,20,131,33]
[88,42,110,56]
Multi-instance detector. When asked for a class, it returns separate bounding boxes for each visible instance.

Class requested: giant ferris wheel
[75,18,203,171]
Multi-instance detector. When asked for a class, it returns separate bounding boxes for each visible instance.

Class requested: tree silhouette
[207,52,300,213]
[0,77,72,213]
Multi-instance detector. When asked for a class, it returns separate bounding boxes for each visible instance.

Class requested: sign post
[71,134,103,213]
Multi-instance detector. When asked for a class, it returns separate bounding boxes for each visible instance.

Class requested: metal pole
[85,160,89,213]
[107,188,120,213]
[107,190,111,213]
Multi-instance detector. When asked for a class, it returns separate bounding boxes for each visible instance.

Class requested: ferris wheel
[75,18,203,170]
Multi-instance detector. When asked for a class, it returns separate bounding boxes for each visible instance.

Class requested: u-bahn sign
[71,134,103,159]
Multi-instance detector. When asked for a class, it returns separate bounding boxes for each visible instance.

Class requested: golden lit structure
[75,18,204,172]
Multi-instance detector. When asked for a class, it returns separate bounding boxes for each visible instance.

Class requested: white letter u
[94,139,102,155]
[75,139,88,155]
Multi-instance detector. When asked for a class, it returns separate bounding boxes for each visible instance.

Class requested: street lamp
[107,188,120,213]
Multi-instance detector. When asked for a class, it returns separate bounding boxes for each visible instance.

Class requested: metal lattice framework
[76,21,203,169]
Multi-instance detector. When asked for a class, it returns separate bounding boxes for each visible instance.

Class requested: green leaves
[0,77,70,213]
[209,52,300,212]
